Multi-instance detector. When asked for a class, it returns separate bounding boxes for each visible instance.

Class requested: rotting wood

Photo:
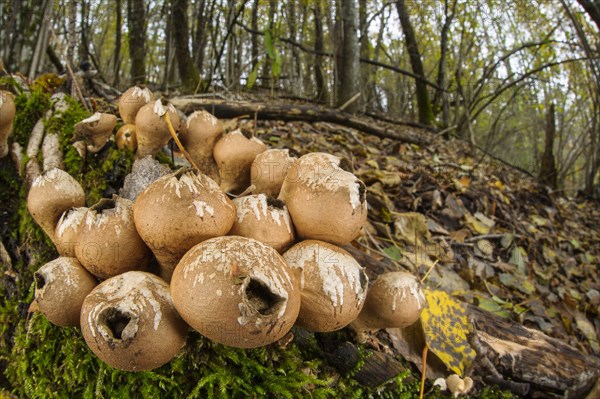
[352,249,600,398]
[169,98,429,145]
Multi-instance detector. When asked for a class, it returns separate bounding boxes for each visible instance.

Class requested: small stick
[163,112,199,170]
[338,92,361,111]
[419,345,428,399]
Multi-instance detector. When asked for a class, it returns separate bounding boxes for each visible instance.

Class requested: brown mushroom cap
[250,149,297,197]
[118,86,154,124]
[179,110,223,181]
[27,168,86,243]
[213,129,267,194]
[278,152,368,245]
[116,123,137,152]
[74,112,117,153]
[34,257,98,327]
[283,240,368,332]
[133,168,235,281]
[229,194,295,253]
[354,271,425,330]
[76,196,151,279]
[0,90,16,158]
[135,99,180,158]
[170,236,300,348]
[80,271,188,371]
[55,207,88,257]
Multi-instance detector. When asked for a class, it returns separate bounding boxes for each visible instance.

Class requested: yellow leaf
[420,290,476,376]
[464,214,491,234]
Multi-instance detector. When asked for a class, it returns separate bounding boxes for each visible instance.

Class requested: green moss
[45,95,90,176]
[12,90,52,147]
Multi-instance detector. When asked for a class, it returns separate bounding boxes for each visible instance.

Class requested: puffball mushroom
[170,236,301,348]
[135,99,180,158]
[118,85,154,124]
[0,90,16,158]
[81,271,188,371]
[446,374,474,397]
[229,194,295,253]
[282,240,368,332]
[54,207,88,257]
[27,168,86,244]
[116,123,137,152]
[251,149,297,197]
[133,168,235,281]
[351,271,425,338]
[213,129,267,194]
[76,196,150,279]
[179,110,223,181]
[34,257,98,327]
[278,152,368,245]
[74,112,117,153]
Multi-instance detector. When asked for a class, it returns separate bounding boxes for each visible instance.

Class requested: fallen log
[169,97,429,146]
[350,249,600,398]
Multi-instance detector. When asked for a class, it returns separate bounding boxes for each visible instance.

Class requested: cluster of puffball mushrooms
[5,86,427,372]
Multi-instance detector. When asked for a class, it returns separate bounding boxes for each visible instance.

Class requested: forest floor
[0,86,599,398]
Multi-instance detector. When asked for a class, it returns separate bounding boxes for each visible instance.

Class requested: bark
[313,2,328,103]
[127,0,147,84]
[250,0,260,72]
[262,1,276,85]
[28,0,51,80]
[539,103,558,188]
[395,0,434,125]
[576,0,600,31]
[435,0,457,128]
[42,134,63,172]
[337,0,361,113]
[169,98,429,145]
[113,0,122,86]
[192,0,208,73]
[172,0,199,90]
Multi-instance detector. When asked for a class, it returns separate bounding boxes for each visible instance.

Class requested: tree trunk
[313,2,328,103]
[192,0,208,74]
[337,0,360,113]
[395,0,434,125]
[539,103,558,188]
[113,0,122,86]
[577,0,600,31]
[435,0,456,128]
[250,0,259,72]
[262,1,276,86]
[358,0,370,112]
[173,0,199,91]
[127,0,147,84]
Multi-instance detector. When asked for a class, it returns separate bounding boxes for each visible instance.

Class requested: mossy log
[169,97,429,146]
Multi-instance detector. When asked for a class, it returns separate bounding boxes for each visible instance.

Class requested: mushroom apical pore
[351,271,425,336]
[250,149,297,197]
[135,99,180,158]
[278,152,368,245]
[283,240,368,332]
[213,129,267,194]
[27,168,86,244]
[170,236,301,348]
[179,110,223,181]
[55,207,88,257]
[34,257,98,327]
[0,90,16,158]
[116,123,137,151]
[133,168,235,281]
[229,194,295,253]
[76,196,150,279]
[81,271,188,371]
[118,85,154,124]
[74,112,117,153]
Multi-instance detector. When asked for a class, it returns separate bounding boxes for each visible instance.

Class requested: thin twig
[163,112,198,170]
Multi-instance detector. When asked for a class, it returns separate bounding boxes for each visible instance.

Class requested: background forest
[2,0,600,195]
